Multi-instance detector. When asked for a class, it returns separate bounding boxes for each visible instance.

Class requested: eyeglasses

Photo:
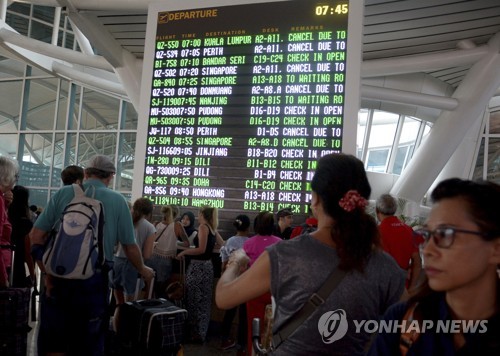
[414,226,488,249]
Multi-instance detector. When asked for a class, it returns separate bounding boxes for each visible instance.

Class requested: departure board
[134,0,361,215]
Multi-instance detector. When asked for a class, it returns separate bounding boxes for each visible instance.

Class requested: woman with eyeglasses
[369,178,500,355]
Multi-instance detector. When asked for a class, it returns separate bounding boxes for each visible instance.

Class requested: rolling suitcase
[117,276,188,356]
[0,244,31,356]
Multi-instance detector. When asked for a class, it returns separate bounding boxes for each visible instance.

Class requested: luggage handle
[0,244,16,286]
[0,244,15,249]
[134,272,155,300]
[135,299,165,307]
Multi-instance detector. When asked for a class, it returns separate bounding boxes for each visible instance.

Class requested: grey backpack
[43,184,105,279]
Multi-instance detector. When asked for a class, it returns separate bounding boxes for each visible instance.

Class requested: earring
[419,245,425,268]
[497,265,500,279]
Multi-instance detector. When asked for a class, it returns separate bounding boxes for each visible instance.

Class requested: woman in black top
[177,206,224,342]
[8,185,35,287]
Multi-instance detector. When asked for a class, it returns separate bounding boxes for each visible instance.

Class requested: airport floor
[28,319,243,356]
[27,295,244,356]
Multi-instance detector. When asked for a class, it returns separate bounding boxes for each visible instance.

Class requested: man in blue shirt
[30,155,154,355]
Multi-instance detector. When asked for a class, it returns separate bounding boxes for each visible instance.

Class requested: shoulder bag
[155,225,168,243]
[272,267,347,349]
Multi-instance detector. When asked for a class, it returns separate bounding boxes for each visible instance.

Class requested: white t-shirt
[153,221,178,257]
[115,217,155,258]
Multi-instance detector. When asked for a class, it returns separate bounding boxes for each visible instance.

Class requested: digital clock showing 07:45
[315,3,348,16]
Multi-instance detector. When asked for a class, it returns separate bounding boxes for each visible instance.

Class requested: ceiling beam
[0,28,113,71]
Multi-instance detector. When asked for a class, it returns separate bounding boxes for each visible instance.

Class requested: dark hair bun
[233,214,250,231]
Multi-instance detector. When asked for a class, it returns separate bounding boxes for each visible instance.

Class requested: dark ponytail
[311,153,380,271]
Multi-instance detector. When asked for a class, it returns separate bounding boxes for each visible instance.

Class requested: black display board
[135,0,360,216]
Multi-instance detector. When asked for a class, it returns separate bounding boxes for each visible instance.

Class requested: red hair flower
[338,190,368,212]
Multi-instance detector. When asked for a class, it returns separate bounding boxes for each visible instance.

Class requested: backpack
[43,184,105,279]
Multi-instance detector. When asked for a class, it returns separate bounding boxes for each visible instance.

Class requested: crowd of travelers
[0,152,498,355]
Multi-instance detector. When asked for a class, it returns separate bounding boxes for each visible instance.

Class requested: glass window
[473,138,486,180]
[77,133,117,166]
[122,101,139,130]
[64,32,75,51]
[28,66,50,77]
[5,13,29,36]
[487,138,499,184]
[0,134,19,159]
[65,133,78,166]
[59,17,78,51]
[30,188,50,210]
[0,80,23,131]
[392,117,420,174]
[56,79,70,130]
[423,123,431,137]
[60,12,68,28]
[366,148,390,172]
[57,31,76,50]
[8,3,31,16]
[0,56,135,205]
[0,58,26,79]
[80,89,120,130]
[21,133,50,164]
[490,112,500,134]
[33,5,55,24]
[357,108,369,159]
[419,123,432,147]
[26,78,58,131]
[57,30,64,47]
[399,117,420,146]
[392,146,410,175]
[30,20,53,43]
[50,133,65,187]
[68,84,81,130]
[365,110,399,172]
[20,156,51,188]
[117,133,136,191]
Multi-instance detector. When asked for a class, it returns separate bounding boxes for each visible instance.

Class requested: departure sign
[135,0,361,215]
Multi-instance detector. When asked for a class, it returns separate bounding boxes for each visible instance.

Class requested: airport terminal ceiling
[0,0,499,213]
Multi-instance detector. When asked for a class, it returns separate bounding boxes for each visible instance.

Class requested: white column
[0,0,7,21]
[66,11,141,109]
[422,110,485,201]
[68,18,95,55]
[51,7,61,45]
[391,33,500,202]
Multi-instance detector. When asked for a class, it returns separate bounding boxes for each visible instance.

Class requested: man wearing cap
[272,207,294,240]
[30,154,154,355]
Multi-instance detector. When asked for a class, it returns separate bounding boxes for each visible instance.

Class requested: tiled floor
[184,340,241,356]
[27,275,244,355]
[29,321,242,356]
[27,307,39,355]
